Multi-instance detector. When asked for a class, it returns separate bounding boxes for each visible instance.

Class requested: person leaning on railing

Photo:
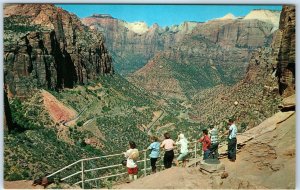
[147,136,160,173]
[160,132,175,169]
[198,129,211,160]
[174,133,189,167]
[124,141,139,182]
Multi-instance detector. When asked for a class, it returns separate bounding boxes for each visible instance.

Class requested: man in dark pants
[208,125,219,159]
[227,118,237,162]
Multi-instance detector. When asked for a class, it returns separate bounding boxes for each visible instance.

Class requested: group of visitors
[198,118,237,162]
[123,118,238,182]
[123,132,189,182]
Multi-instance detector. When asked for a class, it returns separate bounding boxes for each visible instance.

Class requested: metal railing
[46,140,201,189]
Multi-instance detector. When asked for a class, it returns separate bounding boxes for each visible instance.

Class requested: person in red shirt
[199,129,211,160]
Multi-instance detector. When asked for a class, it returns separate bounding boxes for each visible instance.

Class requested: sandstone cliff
[194,18,277,49]
[243,9,281,28]
[275,5,295,97]
[4,4,113,98]
[82,15,201,75]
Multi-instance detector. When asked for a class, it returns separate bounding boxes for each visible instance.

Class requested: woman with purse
[124,141,139,182]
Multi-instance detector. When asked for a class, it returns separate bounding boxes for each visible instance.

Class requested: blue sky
[58,4,281,27]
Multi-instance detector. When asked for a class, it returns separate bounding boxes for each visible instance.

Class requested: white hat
[179,133,184,139]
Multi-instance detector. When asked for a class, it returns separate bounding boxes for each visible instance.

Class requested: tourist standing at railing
[147,136,160,173]
[198,129,211,160]
[160,132,175,169]
[175,133,189,167]
[124,141,139,182]
[208,125,219,159]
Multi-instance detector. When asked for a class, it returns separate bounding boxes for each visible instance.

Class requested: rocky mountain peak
[123,21,149,34]
[217,13,236,20]
[243,9,281,28]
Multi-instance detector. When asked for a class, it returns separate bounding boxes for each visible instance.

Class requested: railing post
[81,160,84,189]
[144,151,147,176]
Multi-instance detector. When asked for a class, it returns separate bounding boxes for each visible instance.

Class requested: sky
[56,4,282,27]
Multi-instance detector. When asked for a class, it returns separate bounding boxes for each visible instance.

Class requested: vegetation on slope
[5,74,209,185]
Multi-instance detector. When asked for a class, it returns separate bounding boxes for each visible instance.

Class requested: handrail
[46,160,81,178]
[61,171,81,181]
[74,172,128,185]
[80,152,124,162]
[46,140,200,188]
[85,163,123,172]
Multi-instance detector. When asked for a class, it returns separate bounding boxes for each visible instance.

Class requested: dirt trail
[147,110,165,135]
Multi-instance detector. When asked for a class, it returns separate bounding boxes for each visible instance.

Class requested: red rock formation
[4,4,113,97]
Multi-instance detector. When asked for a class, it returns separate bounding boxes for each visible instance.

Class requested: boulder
[199,159,225,173]
[279,94,295,110]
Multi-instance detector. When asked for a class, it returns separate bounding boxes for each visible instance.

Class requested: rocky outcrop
[194,19,277,48]
[275,5,295,97]
[279,94,296,111]
[4,4,113,97]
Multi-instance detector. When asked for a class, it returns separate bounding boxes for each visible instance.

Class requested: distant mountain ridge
[127,10,280,100]
[87,9,281,35]
[82,9,280,76]
[82,14,200,75]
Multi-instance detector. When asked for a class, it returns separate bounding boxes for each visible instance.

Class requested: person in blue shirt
[227,118,237,162]
[147,136,160,173]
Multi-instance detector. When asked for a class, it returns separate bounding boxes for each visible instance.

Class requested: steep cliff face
[275,5,295,97]
[194,18,277,49]
[82,15,200,75]
[243,9,281,28]
[4,4,113,97]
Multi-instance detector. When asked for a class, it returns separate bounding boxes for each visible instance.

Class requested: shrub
[77,121,84,127]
